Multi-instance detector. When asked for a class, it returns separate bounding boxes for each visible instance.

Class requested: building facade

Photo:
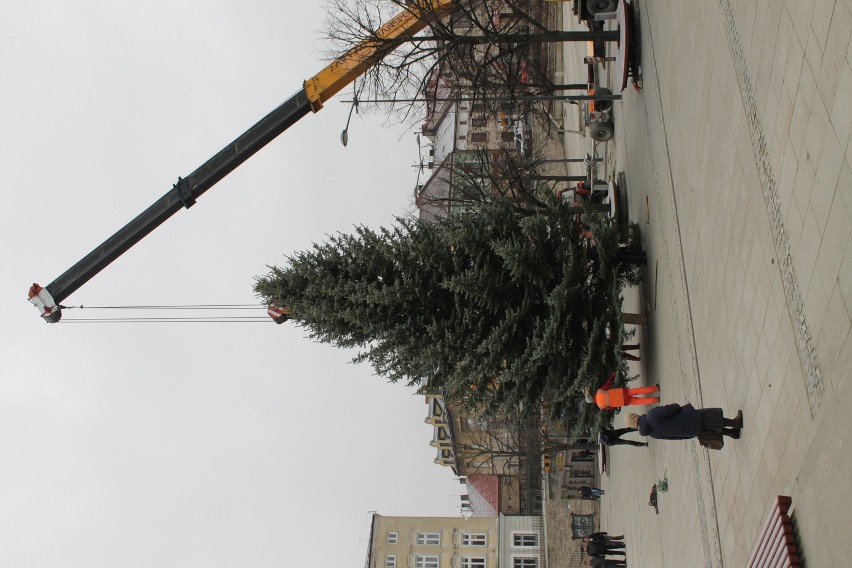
[366,514,499,568]
[425,394,544,516]
[499,514,546,568]
[365,513,546,568]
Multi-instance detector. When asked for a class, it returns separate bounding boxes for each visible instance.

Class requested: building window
[385,555,397,568]
[513,558,538,568]
[501,131,515,142]
[462,558,486,568]
[462,533,487,546]
[387,532,398,544]
[470,132,488,143]
[569,468,593,478]
[472,116,488,127]
[513,533,538,547]
[417,532,441,546]
[533,493,544,515]
[570,450,595,462]
[416,555,440,568]
[464,416,487,430]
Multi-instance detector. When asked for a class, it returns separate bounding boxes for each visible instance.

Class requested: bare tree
[415,143,613,223]
[453,410,596,478]
[415,146,547,216]
[323,0,612,125]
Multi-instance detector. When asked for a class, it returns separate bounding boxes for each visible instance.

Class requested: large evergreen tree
[255,196,635,420]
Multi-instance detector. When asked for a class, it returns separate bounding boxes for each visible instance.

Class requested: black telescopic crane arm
[30,0,456,322]
[45,89,312,306]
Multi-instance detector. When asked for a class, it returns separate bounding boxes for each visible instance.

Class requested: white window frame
[417,532,441,546]
[385,555,397,568]
[462,533,487,546]
[386,532,398,545]
[512,557,538,568]
[415,555,440,568]
[462,557,486,568]
[512,533,538,547]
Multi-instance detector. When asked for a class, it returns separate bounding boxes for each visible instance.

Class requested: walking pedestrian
[585,542,626,557]
[584,372,660,411]
[584,537,625,550]
[577,486,605,499]
[624,405,743,444]
[587,532,625,547]
[598,427,647,447]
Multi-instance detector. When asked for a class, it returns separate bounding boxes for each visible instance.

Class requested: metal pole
[537,158,601,164]
[531,175,587,182]
[341,94,621,104]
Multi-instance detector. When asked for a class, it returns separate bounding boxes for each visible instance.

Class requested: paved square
[557,1,851,566]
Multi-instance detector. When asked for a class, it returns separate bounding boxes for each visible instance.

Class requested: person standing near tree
[598,427,647,448]
[577,486,605,499]
[624,405,743,443]
[586,532,625,547]
[584,371,660,411]
[621,343,641,361]
[585,541,626,558]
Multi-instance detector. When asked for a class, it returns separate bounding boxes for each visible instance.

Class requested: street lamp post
[340,81,362,147]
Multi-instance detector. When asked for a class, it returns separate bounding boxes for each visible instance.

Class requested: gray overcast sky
[0,3,462,567]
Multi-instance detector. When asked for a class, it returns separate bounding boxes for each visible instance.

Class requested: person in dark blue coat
[624,404,742,441]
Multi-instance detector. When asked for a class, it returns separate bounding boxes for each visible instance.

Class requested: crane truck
[29,0,454,322]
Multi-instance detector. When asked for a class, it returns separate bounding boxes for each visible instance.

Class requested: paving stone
[830,61,852,149]
[816,0,852,110]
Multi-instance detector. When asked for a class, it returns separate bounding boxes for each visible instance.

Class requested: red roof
[465,475,499,517]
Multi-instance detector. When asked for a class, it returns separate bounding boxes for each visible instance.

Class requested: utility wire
[60,318,270,324]
[60,303,266,310]
[56,303,280,324]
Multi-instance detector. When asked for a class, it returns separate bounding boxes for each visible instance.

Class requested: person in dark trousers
[577,486,605,499]
[621,342,641,361]
[613,247,647,266]
[586,532,625,547]
[585,541,626,557]
[598,427,647,447]
[625,405,743,442]
[587,558,627,567]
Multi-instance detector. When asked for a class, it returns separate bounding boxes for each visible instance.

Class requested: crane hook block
[28,283,61,323]
[267,305,293,324]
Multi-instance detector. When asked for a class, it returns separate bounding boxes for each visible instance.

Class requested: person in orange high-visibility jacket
[585,372,660,410]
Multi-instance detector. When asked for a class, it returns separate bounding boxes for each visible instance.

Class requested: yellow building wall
[372,515,499,568]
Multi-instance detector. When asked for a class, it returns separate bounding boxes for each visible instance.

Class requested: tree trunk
[623,312,647,325]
